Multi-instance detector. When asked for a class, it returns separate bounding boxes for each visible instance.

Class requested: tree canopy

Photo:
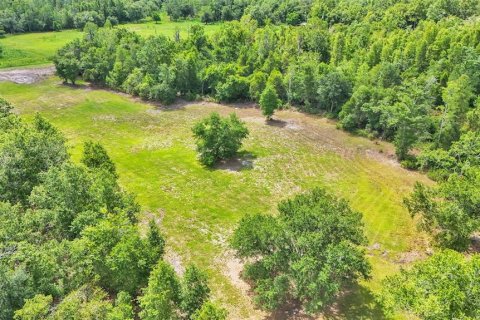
[231,188,371,313]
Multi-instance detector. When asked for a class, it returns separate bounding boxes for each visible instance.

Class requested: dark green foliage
[0,0,159,33]
[380,250,480,320]
[231,188,371,313]
[82,141,117,177]
[139,261,181,320]
[405,166,480,251]
[259,85,280,120]
[54,41,81,85]
[0,114,68,205]
[192,112,249,166]
[181,265,211,317]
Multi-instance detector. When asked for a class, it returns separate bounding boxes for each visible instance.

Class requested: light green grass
[0,21,222,69]
[0,78,431,319]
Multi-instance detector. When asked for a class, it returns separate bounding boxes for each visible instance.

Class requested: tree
[13,294,52,320]
[380,250,480,320]
[404,166,480,251]
[147,219,165,258]
[231,188,371,314]
[81,141,117,177]
[181,265,211,317]
[192,113,249,166]
[317,71,352,115]
[0,97,13,117]
[259,85,280,120]
[139,261,181,320]
[152,12,161,24]
[192,302,227,320]
[0,114,68,205]
[54,51,81,85]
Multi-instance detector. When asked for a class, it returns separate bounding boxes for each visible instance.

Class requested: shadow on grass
[323,283,386,320]
[266,118,287,128]
[212,151,257,172]
[262,283,385,320]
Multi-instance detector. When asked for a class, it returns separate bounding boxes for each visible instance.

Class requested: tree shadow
[212,151,257,172]
[323,283,386,320]
[266,118,287,128]
[261,283,386,320]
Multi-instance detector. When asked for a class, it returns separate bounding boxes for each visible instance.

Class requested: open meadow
[0,76,432,319]
[0,21,222,69]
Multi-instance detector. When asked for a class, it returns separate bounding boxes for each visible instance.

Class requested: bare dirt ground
[0,66,55,84]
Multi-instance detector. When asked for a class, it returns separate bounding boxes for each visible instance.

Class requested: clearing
[0,76,431,319]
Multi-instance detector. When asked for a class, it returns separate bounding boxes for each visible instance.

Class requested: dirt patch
[164,248,185,276]
[216,250,251,296]
[0,66,55,84]
[396,250,424,264]
[214,156,255,172]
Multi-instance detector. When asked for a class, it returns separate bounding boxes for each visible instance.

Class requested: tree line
[0,0,161,33]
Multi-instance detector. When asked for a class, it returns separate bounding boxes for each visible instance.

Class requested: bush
[192,112,249,166]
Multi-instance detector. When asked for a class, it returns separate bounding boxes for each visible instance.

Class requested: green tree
[152,12,161,24]
[380,250,480,320]
[317,71,352,115]
[192,302,227,320]
[139,261,181,320]
[404,166,480,250]
[231,188,371,314]
[192,112,249,166]
[259,85,281,120]
[147,219,166,259]
[181,265,211,317]
[81,141,117,177]
[13,294,52,320]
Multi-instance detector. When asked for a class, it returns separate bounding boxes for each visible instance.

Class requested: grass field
[0,77,431,319]
[0,20,222,69]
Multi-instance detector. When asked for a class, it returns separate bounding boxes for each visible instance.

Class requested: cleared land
[0,21,222,69]
[0,76,431,319]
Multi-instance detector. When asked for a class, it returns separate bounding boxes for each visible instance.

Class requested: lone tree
[192,112,249,166]
[231,188,371,314]
[259,85,281,120]
[152,12,161,24]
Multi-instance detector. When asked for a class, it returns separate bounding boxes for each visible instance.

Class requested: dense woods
[0,0,161,32]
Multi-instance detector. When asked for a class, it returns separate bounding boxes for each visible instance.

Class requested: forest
[1,0,480,319]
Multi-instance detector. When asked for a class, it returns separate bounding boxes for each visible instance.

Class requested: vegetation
[0,21,222,69]
[0,0,160,33]
[0,78,431,318]
[0,97,219,319]
[53,0,480,166]
[192,112,249,166]
[2,0,480,317]
[231,188,371,313]
[380,250,480,320]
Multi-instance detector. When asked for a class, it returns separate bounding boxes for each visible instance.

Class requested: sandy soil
[0,66,55,84]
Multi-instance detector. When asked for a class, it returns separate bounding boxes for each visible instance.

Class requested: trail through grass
[0,78,431,319]
[0,21,222,69]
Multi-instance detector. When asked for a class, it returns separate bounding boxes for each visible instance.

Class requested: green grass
[0,20,222,69]
[0,78,431,319]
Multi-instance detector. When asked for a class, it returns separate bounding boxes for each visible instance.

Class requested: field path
[0,66,55,84]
